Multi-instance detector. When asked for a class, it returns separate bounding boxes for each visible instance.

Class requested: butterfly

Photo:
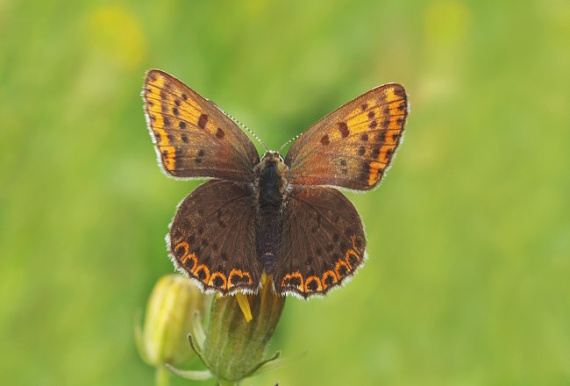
[143,70,408,298]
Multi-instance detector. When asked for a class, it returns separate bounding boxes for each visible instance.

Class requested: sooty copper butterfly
[143,69,408,298]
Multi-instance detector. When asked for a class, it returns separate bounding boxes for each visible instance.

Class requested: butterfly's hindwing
[272,186,366,298]
[169,180,262,294]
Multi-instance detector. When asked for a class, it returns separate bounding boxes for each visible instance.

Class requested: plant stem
[156,365,171,386]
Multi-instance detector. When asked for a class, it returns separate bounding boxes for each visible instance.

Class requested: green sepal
[198,278,286,381]
[164,363,213,381]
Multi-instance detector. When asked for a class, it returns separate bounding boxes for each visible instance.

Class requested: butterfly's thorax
[253,152,289,273]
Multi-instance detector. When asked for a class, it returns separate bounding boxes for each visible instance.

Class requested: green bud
[189,276,285,382]
[136,274,209,367]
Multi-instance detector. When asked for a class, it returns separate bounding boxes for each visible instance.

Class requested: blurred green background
[1,0,569,385]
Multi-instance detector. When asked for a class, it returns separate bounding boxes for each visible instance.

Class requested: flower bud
[191,275,285,382]
[136,274,209,367]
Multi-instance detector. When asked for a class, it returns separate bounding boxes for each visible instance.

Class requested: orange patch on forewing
[334,259,351,279]
[180,253,197,271]
[227,269,253,289]
[382,145,397,163]
[192,264,210,284]
[385,86,401,103]
[368,139,403,186]
[304,275,323,293]
[147,80,200,110]
[208,272,228,290]
[388,116,404,131]
[388,99,406,113]
[321,270,338,290]
[145,79,208,135]
[382,128,401,146]
[281,271,304,292]
[144,85,170,143]
[157,145,176,171]
[148,73,166,89]
[369,160,386,170]
[147,124,170,146]
[367,160,386,186]
[346,106,371,126]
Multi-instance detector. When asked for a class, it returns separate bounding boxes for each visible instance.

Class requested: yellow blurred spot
[244,0,271,19]
[236,293,253,323]
[424,0,472,46]
[87,5,146,69]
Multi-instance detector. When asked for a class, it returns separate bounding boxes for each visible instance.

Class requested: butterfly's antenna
[233,115,269,152]
[278,133,301,153]
[209,99,268,152]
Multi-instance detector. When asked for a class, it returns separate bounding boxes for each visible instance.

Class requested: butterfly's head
[254,151,290,204]
[260,150,284,164]
[258,151,289,184]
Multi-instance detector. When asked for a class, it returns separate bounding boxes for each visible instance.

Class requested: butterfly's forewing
[143,70,259,181]
[169,180,262,294]
[285,84,408,190]
[272,186,365,298]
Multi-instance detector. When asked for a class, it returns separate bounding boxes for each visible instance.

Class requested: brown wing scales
[169,180,262,294]
[143,69,259,181]
[285,83,408,190]
[272,187,366,298]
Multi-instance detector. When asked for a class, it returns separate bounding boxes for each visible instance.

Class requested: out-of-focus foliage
[1,1,569,384]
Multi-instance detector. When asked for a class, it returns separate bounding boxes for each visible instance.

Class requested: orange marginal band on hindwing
[168,180,263,294]
[272,186,367,298]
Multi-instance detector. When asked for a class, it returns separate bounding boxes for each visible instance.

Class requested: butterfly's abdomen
[254,152,289,273]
